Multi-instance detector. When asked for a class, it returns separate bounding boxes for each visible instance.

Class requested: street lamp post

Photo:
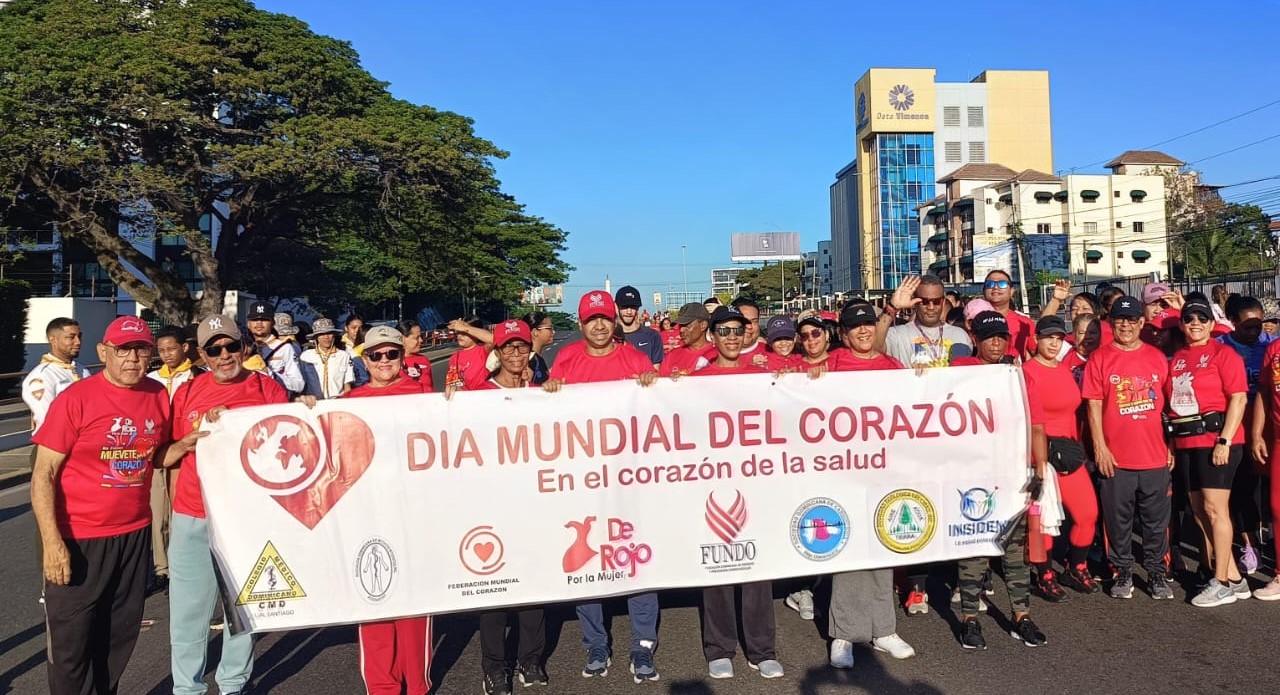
[681,245,688,298]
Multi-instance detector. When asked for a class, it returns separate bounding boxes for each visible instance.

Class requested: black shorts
[1175,445,1243,492]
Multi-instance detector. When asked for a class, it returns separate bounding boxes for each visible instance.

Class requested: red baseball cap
[493,319,532,347]
[578,290,617,321]
[103,316,155,347]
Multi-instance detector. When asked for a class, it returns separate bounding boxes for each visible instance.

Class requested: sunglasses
[1183,314,1212,325]
[984,279,1011,290]
[714,326,746,337]
[918,297,946,306]
[367,349,402,362]
[799,329,826,340]
[204,341,243,358]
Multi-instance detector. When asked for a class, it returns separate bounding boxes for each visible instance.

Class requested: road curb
[0,467,30,491]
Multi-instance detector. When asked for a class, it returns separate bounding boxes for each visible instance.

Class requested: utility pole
[681,245,688,298]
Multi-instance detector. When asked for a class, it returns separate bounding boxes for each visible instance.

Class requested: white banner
[197,365,1030,634]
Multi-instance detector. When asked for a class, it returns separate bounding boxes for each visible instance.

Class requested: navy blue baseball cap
[247,301,274,320]
[765,315,796,341]
[615,286,642,308]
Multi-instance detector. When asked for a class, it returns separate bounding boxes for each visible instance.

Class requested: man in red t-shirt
[32,316,197,695]
[1252,338,1280,599]
[166,315,290,695]
[659,303,711,377]
[1082,295,1174,600]
[545,290,660,683]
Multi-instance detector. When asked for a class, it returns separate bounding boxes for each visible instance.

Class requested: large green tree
[0,0,569,323]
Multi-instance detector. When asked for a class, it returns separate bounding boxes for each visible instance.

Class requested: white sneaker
[829,638,854,669]
[707,657,733,679]
[749,659,784,679]
[872,633,916,660]
[1254,577,1280,601]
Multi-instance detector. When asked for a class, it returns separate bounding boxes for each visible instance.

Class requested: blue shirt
[623,326,665,365]
[1217,331,1277,398]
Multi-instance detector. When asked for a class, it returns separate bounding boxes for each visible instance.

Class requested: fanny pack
[1164,411,1225,438]
[1047,437,1086,475]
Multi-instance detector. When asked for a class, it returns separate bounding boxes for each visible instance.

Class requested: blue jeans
[576,592,658,654]
[169,513,255,695]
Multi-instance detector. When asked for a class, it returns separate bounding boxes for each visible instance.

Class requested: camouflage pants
[958,517,1028,616]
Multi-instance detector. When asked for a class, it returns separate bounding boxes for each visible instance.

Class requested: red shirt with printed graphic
[660,344,709,377]
[402,355,435,391]
[550,342,656,383]
[170,372,288,519]
[1166,341,1247,449]
[447,344,491,391]
[1258,340,1280,435]
[1082,342,1169,470]
[32,374,171,539]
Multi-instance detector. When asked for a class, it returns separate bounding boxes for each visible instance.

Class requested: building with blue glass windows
[829,68,1053,292]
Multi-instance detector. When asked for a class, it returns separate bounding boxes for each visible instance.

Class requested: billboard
[854,68,936,137]
[730,232,803,262]
[521,284,564,306]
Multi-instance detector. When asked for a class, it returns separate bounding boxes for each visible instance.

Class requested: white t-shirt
[21,355,90,433]
[884,321,973,368]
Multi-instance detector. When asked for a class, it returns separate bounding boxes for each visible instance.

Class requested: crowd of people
[19,272,1280,695]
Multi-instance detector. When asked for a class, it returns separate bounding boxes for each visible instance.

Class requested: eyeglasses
[799,329,826,340]
[714,326,746,337]
[107,344,152,358]
[984,280,1011,290]
[499,343,532,355]
[1183,314,1212,325]
[203,341,243,358]
[534,325,555,332]
[1112,317,1141,325]
[918,296,946,306]
[367,349,402,362]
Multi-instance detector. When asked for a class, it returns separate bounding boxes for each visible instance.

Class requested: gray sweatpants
[827,568,896,643]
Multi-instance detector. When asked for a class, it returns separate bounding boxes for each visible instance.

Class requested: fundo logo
[562,516,652,585]
[701,491,756,571]
[950,487,1004,542]
[790,497,849,562]
[240,413,375,529]
[459,525,506,576]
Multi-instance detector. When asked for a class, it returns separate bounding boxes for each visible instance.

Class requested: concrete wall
[23,298,120,371]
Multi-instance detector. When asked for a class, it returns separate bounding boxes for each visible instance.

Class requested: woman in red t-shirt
[398,319,435,391]
[793,311,838,375]
[1023,316,1101,600]
[1167,298,1250,607]
[343,327,434,694]
[446,317,493,391]
[763,315,803,372]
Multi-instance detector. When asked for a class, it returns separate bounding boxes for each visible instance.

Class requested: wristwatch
[1215,437,1229,446]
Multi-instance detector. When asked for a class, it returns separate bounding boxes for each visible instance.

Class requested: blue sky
[257,0,1280,311]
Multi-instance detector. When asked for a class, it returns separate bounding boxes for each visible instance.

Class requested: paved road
[2,339,1279,694]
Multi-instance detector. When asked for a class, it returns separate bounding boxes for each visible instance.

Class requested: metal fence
[1070,269,1279,301]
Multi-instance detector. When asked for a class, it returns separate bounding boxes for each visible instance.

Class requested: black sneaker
[1060,564,1101,594]
[981,569,995,596]
[1149,572,1175,600]
[515,661,548,687]
[1034,570,1069,603]
[1010,616,1048,647]
[960,619,986,650]
[483,669,512,695]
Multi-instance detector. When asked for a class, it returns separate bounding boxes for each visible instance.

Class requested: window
[967,106,984,127]
[944,141,961,163]
[943,106,961,127]
[968,142,986,162]
[1117,251,1124,259]
[1116,221,1124,228]
[1036,223,1052,234]
[1115,190,1121,197]
[1084,222,1098,234]
[986,227,994,234]
[1133,221,1144,234]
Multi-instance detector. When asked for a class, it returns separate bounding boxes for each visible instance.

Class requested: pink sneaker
[1255,577,1280,602]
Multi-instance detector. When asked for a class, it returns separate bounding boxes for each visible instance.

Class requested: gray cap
[362,325,403,351]
[309,318,342,338]
[674,302,710,325]
[274,312,298,337]
[196,314,242,347]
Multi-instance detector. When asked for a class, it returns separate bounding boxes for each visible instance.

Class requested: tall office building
[830,68,1053,291]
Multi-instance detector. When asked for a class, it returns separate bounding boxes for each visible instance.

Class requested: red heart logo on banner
[473,542,495,562]
[240,412,375,529]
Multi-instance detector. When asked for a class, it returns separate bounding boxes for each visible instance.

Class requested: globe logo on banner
[240,412,376,530]
[888,84,915,111]
[790,498,849,562]
[856,91,869,130]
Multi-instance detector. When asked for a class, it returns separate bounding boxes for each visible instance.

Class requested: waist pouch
[1047,437,1086,475]
[1165,411,1225,438]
